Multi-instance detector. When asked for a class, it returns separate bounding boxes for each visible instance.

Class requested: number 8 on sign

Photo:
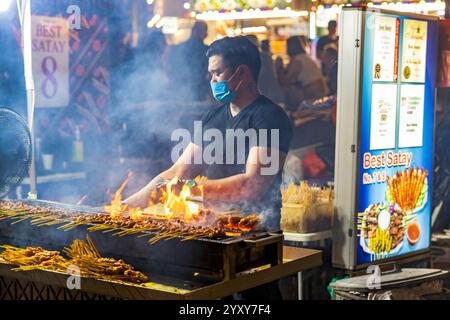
[41,56,58,98]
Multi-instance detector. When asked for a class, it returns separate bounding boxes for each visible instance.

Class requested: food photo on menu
[358,167,428,261]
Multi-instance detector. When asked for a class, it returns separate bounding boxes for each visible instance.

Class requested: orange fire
[104,171,133,218]
[128,207,143,221]
[104,175,258,234]
[162,177,204,221]
[105,174,205,223]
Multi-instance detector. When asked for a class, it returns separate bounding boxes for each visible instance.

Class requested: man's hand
[164,178,204,198]
[124,143,202,208]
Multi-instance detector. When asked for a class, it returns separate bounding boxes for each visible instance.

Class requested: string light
[146,14,161,29]
[196,9,308,21]
[242,26,268,33]
[0,0,11,13]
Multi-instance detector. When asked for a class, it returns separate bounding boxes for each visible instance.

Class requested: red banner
[393,18,400,82]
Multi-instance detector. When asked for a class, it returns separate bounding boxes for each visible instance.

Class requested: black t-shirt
[194,95,293,231]
[316,35,338,59]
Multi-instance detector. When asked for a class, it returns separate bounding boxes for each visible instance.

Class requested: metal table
[283,230,332,299]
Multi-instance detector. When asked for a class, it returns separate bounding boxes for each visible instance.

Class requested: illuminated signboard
[333,7,438,269]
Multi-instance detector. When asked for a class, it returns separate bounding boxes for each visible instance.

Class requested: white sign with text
[32,16,69,108]
[370,84,398,150]
[398,84,425,148]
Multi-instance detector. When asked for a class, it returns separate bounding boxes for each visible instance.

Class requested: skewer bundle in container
[280,182,334,233]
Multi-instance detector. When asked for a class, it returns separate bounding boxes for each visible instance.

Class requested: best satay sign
[31,16,69,108]
[363,151,413,184]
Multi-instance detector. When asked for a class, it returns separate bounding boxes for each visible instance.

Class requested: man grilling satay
[126,36,292,300]
[125,36,292,233]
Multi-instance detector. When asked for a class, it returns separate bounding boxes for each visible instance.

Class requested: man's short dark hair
[261,40,270,53]
[206,36,261,81]
[287,36,306,57]
[328,20,337,29]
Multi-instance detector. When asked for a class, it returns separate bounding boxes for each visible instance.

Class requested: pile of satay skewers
[0,236,148,284]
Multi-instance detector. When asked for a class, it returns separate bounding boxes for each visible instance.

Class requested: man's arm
[197,147,286,201]
[316,37,325,60]
[124,143,201,208]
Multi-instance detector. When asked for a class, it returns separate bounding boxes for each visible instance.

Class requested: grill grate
[18,199,268,243]
[1,199,282,283]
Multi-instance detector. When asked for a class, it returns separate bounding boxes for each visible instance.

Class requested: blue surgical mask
[210,67,242,104]
[210,81,237,104]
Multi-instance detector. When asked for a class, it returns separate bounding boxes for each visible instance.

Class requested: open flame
[163,177,204,221]
[104,171,133,218]
[104,175,259,234]
[105,174,205,223]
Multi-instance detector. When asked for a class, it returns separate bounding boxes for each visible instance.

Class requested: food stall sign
[333,7,438,270]
[31,16,70,108]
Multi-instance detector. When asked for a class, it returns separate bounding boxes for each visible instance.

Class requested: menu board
[401,19,428,83]
[356,11,437,265]
[372,15,400,82]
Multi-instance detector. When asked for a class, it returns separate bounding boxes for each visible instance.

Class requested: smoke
[0,0,215,205]
[1,2,282,234]
[0,6,26,117]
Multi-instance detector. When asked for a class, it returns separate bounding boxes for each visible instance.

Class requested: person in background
[296,35,311,55]
[322,44,338,96]
[245,35,284,104]
[261,39,270,53]
[277,36,327,110]
[166,20,209,102]
[282,42,336,184]
[243,34,258,47]
[316,20,338,74]
[132,29,168,101]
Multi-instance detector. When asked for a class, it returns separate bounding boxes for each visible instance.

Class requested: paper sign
[370,84,398,150]
[32,16,69,108]
[401,19,428,83]
[372,15,399,82]
[398,85,425,148]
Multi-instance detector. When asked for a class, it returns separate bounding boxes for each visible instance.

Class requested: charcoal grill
[0,199,283,284]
